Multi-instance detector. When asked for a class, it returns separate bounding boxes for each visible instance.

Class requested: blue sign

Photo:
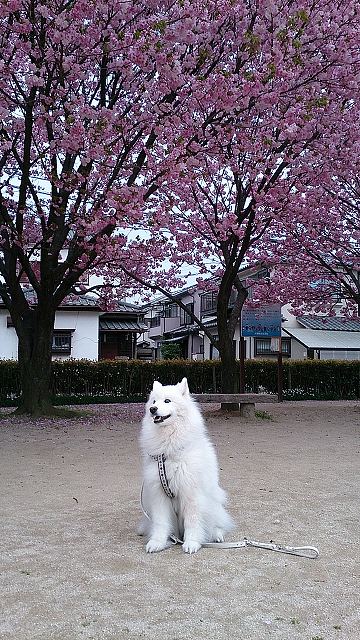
[241,304,282,337]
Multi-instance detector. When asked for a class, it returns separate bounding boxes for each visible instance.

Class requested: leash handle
[243,538,319,559]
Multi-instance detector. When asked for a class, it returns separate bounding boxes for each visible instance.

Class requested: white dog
[138,377,234,554]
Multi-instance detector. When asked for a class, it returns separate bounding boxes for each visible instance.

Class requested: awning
[202,315,217,329]
[283,327,360,350]
[161,335,188,344]
[99,320,147,332]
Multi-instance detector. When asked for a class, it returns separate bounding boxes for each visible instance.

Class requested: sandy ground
[0,400,359,640]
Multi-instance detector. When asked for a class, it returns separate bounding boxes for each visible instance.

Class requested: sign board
[241,304,282,337]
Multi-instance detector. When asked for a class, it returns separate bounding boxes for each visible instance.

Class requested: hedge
[0,358,359,406]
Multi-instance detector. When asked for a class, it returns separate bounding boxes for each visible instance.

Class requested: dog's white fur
[139,377,234,554]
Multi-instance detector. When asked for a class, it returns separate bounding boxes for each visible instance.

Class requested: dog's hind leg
[211,527,225,543]
[137,516,149,537]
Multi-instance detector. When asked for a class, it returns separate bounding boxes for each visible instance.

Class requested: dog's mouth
[153,414,171,424]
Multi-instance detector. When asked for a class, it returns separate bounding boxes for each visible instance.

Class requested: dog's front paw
[146,538,168,553]
[182,540,202,554]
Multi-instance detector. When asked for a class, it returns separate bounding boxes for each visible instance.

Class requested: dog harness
[149,453,175,499]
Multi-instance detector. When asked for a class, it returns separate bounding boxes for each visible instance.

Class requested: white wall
[290,339,308,360]
[0,310,18,359]
[54,310,100,360]
[281,304,299,327]
[0,309,100,361]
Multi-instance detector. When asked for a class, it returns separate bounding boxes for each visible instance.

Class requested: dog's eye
[164,399,171,403]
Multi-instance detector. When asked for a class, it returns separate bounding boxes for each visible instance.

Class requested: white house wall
[54,311,100,360]
[0,310,18,359]
[290,339,308,360]
[0,309,100,361]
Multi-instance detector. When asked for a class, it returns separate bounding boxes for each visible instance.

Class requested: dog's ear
[152,380,162,392]
[178,377,189,396]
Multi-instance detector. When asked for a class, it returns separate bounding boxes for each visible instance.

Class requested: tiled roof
[297,316,360,332]
[1,288,142,312]
[99,320,147,332]
[110,301,141,312]
[61,295,99,307]
[17,289,100,308]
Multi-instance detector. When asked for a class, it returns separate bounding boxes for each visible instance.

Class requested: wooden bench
[192,393,277,417]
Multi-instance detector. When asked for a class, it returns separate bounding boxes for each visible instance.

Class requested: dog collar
[149,453,175,499]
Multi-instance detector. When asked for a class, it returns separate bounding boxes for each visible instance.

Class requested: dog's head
[146,377,190,425]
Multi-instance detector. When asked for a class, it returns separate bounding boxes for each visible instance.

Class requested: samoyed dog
[139,378,234,554]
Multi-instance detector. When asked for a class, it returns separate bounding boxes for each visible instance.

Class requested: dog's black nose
[150,406,158,415]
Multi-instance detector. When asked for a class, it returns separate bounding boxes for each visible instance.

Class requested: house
[140,266,360,361]
[0,291,147,361]
[143,286,203,360]
[141,265,286,361]
[283,314,360,360]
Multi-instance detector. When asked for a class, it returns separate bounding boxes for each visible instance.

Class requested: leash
[140,482,319,559]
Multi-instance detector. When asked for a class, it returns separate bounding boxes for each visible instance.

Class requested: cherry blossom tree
[0,0,250,415]
[257,126,360,316]
[120,0,360,393]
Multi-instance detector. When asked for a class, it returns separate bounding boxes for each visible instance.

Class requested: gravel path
[0,401,359,640]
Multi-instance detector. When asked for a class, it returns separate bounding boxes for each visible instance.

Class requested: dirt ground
[0,400,359,640]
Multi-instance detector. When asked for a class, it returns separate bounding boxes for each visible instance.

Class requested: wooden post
[277,336,283,402]
[239,336,245,393]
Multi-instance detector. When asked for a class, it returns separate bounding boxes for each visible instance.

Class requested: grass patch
[255,409,274,421]
[290,617,300,625]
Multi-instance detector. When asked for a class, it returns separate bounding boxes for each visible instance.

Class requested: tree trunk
[16,307,55,416]
[218,341,240,410]
[216,292,240,409]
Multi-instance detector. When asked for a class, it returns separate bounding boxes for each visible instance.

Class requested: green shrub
[0,358,359,405]
[160,343,182,359]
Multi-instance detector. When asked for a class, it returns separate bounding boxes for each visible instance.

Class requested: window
[164,303,179,318]
[180,302,194,326]
[52,331,72,354]
[150,315,161,328]
[255,337,291,356]
[281,339,291,356]
[201,293,217,314]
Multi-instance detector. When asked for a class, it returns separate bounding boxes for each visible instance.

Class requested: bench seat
[192,393,277,417]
